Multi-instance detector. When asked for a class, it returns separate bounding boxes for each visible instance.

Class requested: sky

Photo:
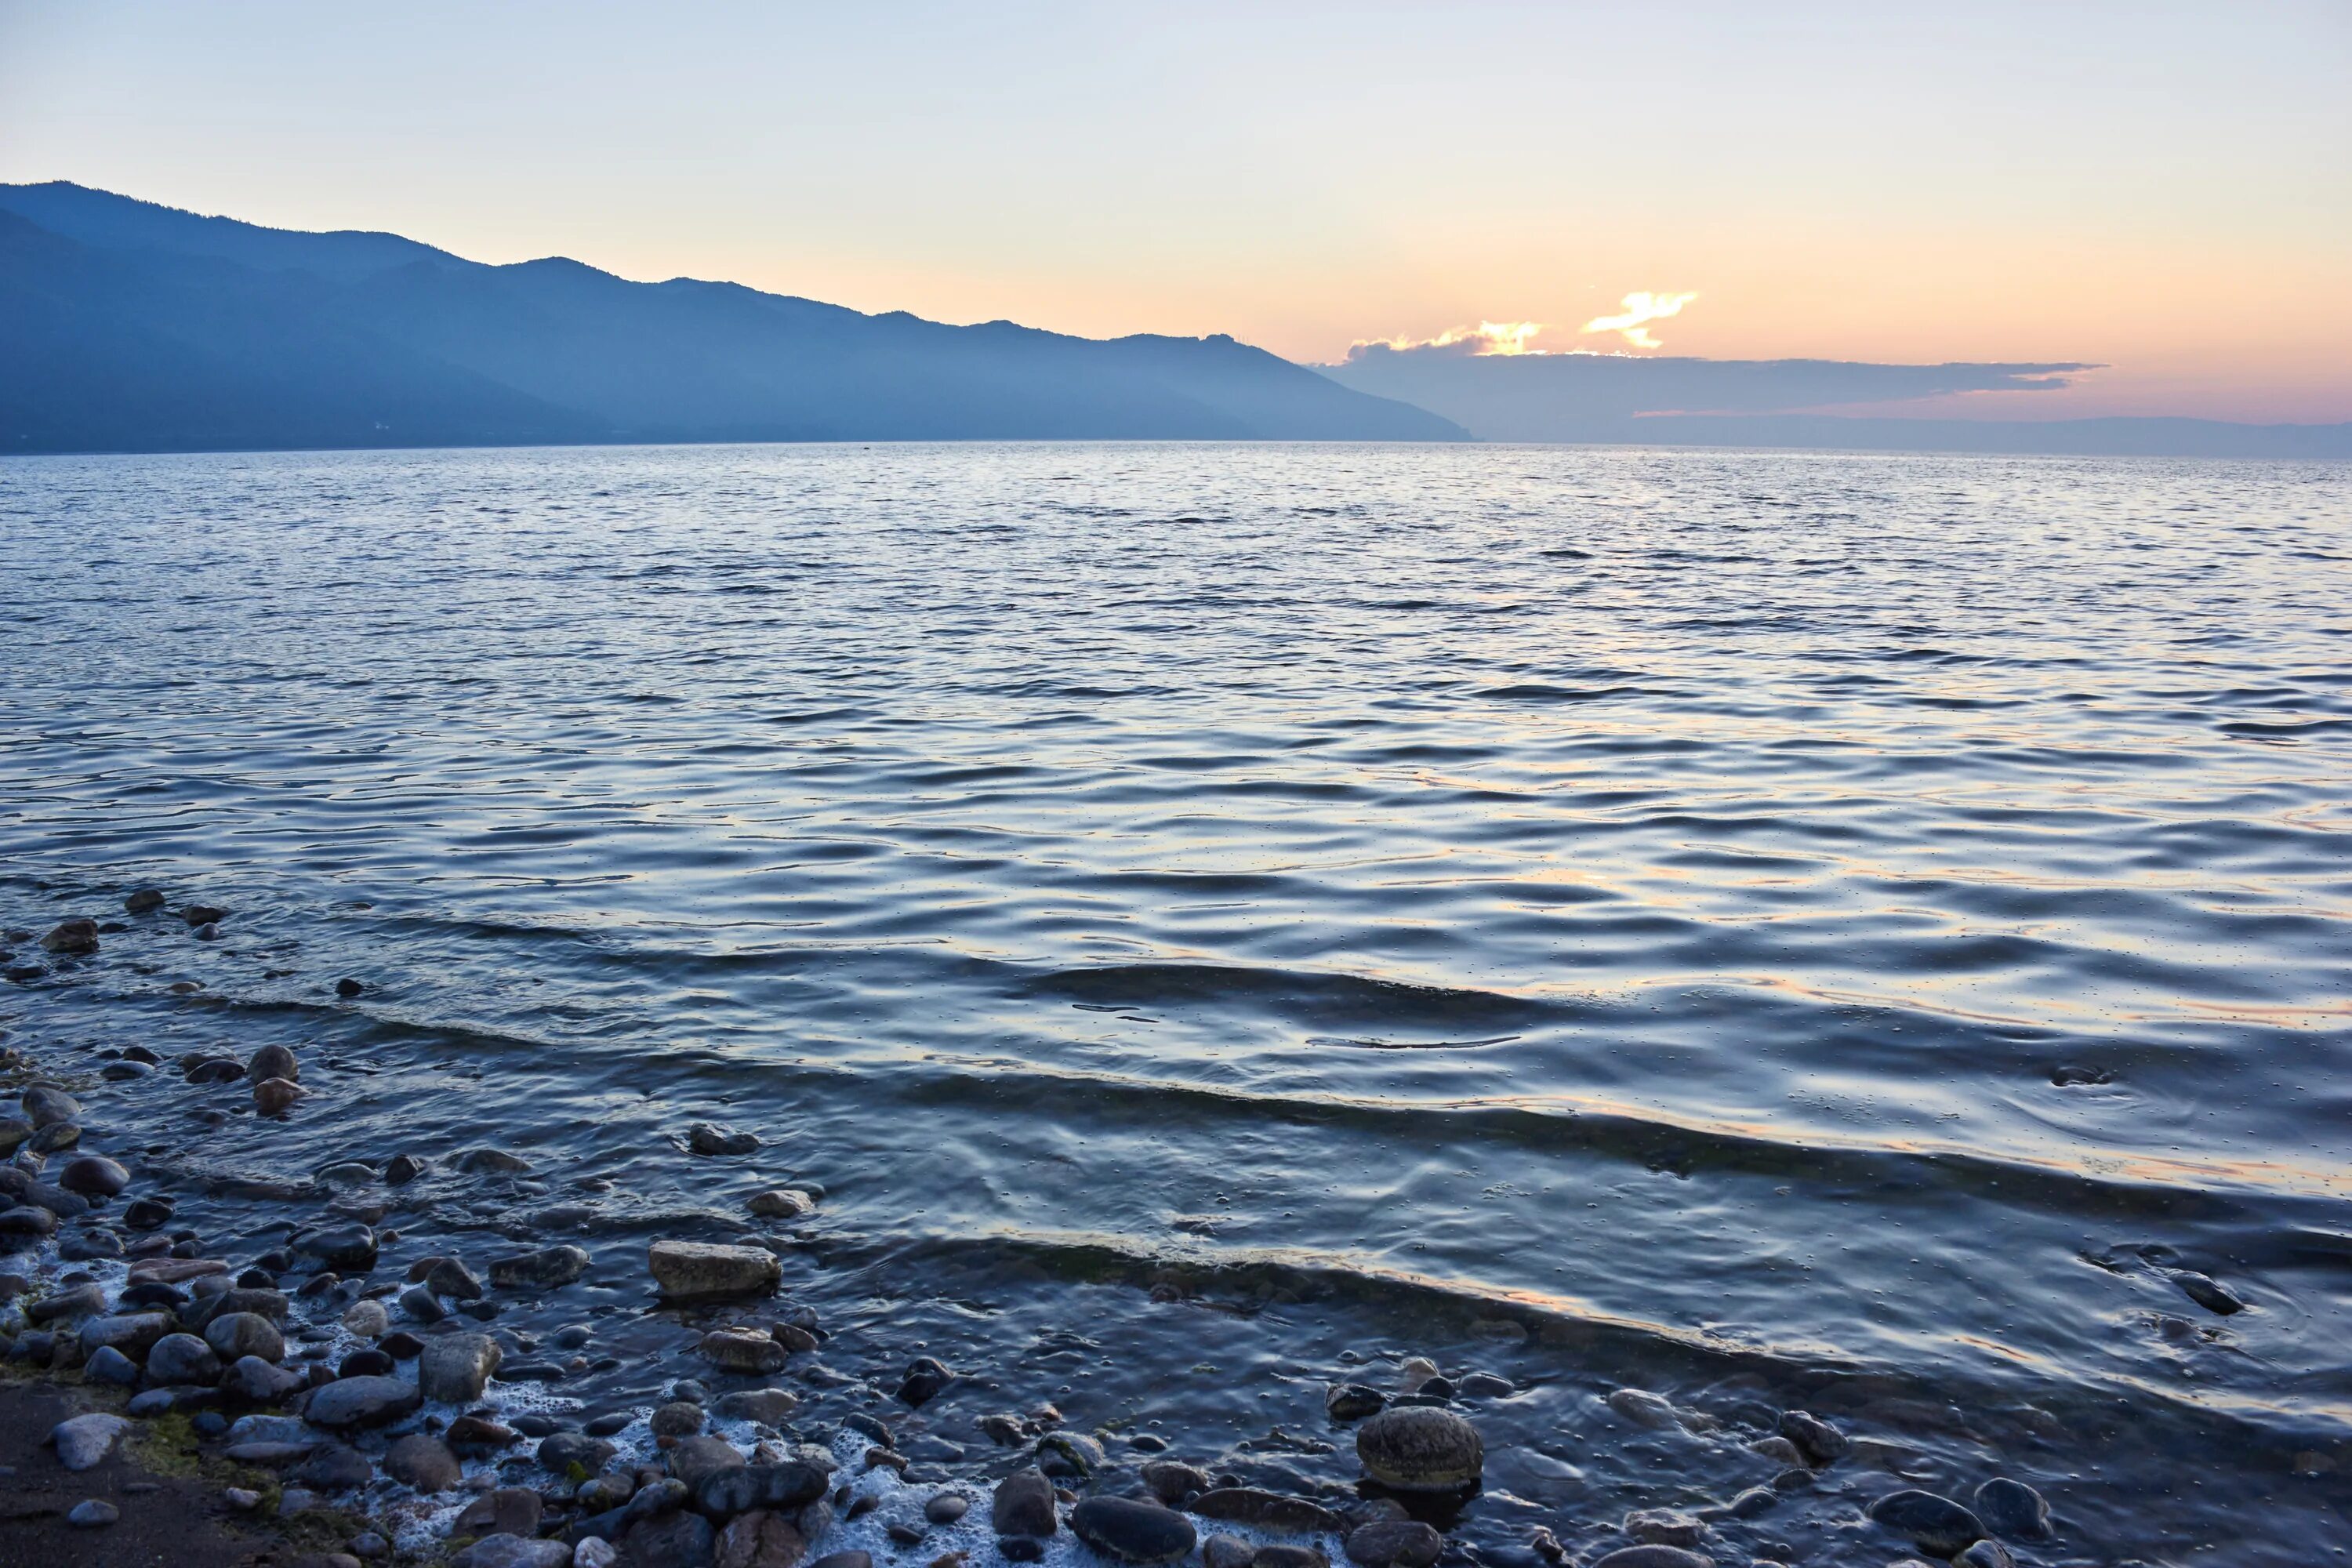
[4,1,2348,423]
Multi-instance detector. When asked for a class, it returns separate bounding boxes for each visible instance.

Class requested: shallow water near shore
[2,441,2350,1563]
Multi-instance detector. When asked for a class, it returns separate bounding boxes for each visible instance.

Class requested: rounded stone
[1343,1520,1443,1568]
[205,1311,286,1363]
[247,1044,299,1083]
[1867,1490,1985,1557]
[57,1156,130,1197]
[67,1498,120,1527]
[993,1468,1059,1537]
[1585,1550,1711,1568]
[1355,1405,1483,1491]
[647,1240,780,1303]
[383,1432,463,1493]
[147,1332,224,1385]
[1973,1477,2051,1540]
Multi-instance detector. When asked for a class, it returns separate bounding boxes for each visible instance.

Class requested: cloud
[1346,320,1550,359]
[1580,291,1698,350]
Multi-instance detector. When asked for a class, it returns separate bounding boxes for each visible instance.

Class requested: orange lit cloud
[1352,319,1551,358]
[1581,291,1699,350]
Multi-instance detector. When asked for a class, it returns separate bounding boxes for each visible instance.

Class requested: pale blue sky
[4,2,2347,418]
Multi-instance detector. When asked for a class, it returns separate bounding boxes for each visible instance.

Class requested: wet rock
[26,1282,103,1323]
[896,1356,955,1406]
[998,1541,1045,1564]
[1142,1461,1210,1505]
[1952,1542,2014,1568]
[1071,1497,1196,1564]
[60,1229,125,1261]
[1584,1550,1711,1568]
[650,1240,781,1303]
[222,1355,307,1403]
[620,1511,717,1568]
[1355,1405,1483,1491]
[1606,1388,1676,1429]
[379,1329,423,1359]
[1972,1477,2051,1539]
[993,1468,1059,1537]
[702,1328,789,1374]
[42,919,100,956]
[336,977,365,997]
[58,1156,130,1197]
[29,1121,82,1153]
[384,1153,429,1185]
[51,1413,131,1470]
[125,888,166,914]
[2175,1271,2245,1315]
[123,1197,176,1230]
[303,1374,422,1430]
[416,1332,498,1403]
[67,1498,119,1527]
[1624,1510,1704,1548]
[456,1487,546,1538]
[1034,1431,1105,1479]
[340,1298,389,1338]
[252,1076,303,1114]
[205,1312,285,1363]
[0,1204,60,1243]
[22,1085,79,1128]
[85,1345,140,1385]
[1191,1488,1348,1534]
[1777,1410,1846,1465]
[398,1284,445,1323]
[770,1321,819,1354]
[82,1312,173,1358]
[691,1122,761,1156]
[1719,1486,1776,1519]
[456,1147,535,1174]
[808,1555,869,1568]
[296,1223,376,1270]
[1204,1536,1256,1568]
[717,1388,800,1425]
[1341,1520,1443,1568]
[1326,1384,1386,1421]
[412,1256,480,1298]
[541,1430,619,1475]
[489,1243,591,1288]
[1745,1436,1802,1465]
[1254,1548,1327,1568]
[452,1536,573,1568]
[448,1414,524,1454]
[0,1117,29,1155]
[1866,1490,1985,1557]
[147,1332,223,1385]
[382,1432,462,1492]
[652,1400,707,1436]
[247,1044,299,1083]
[746,1189,816,1219]
[927,1494,971,1525]
[695,1461,831,1521]
[294,1443,376,1490]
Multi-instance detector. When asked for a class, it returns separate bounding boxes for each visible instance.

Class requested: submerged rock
[1777,1409,1847,1465]
[1973,1477,2051,1539]
[41,920,100,956]
[490,1244,591,1289]
[690,1122,761,1156]
[2174,1271,2246,1315]
[1867,1490,1985,1556]
[701,1329,788,1374]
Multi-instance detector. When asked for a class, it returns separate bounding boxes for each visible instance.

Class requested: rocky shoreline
[4,902,2062,1568]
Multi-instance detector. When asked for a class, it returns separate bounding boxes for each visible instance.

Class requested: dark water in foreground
[2,443,2349,1563]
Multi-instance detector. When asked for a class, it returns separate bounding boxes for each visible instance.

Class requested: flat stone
[129,1258,230,1285]
[1190,1488,1347,1534]
[701,1329,788,1374]
[51,1413,131,1471]
[649,1240,781,1304]
[81,1312,173,1359]
[67,1498,119,1527]
[1070,1497,1196,1564]
[1867,1490,1985,1557]
[1585,1551,1711,1568]
[303,1374,423,1430]
[452,1535,573,1568]
[420,1332,502,1403]
[716,1388,800,1425]
[455,1148,534,1174]
[746,1189,815,1220]
[1355,1405,1483,1491]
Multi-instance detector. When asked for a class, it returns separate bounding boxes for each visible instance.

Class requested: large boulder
[648,1241,780,1304]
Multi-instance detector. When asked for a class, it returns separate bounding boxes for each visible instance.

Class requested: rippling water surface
[3,443,2350,1562]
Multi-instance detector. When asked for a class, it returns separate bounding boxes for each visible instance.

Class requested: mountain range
[0,181,1462,452]
[3,181,2344,459]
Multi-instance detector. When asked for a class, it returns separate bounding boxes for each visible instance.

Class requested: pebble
[342,1298,390,1338]
[57,1156,129,1197]
[67,1498,119,1527]
[1034,1431,1105,1479]
[1192,1487,1347,1534]
[252,1076,305,1114]
[247,1044,299,1083]
[574,1541,620,1568]
[1070,1497,1197,1563]
[1355,1405,1483,1491]
[20,1085,78,1127]
[399,1284,446,1323]
[1972,1477,2051,1539]
[125,887,165,914]
[896,1356,955,1406]
[1204,1536,1256,1568]
[716,1387,800,1425]
[488,1244,592,1288]
[927,1493,971,1524]
[1326,1383,1386,1421]
[1866,1490,1986,1556]
[205,1311,286,1363]
[83,1345,140,1385]
[41,920,100,956]
[747,1188,817,1218]
[1954,1542,2015,1568]
[2174,1271,2246,1315]
[701,1328,789,1374]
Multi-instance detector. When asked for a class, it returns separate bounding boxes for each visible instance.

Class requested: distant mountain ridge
[0,181,1466,453]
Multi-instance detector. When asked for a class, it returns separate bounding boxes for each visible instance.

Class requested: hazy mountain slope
[0,183,1466,452]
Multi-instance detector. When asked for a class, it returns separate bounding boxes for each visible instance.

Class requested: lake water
[2,442,2349,1563]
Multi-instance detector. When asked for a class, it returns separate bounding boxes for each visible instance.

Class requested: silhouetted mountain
[0,182,1465,453]
[1324,339,2352,458]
